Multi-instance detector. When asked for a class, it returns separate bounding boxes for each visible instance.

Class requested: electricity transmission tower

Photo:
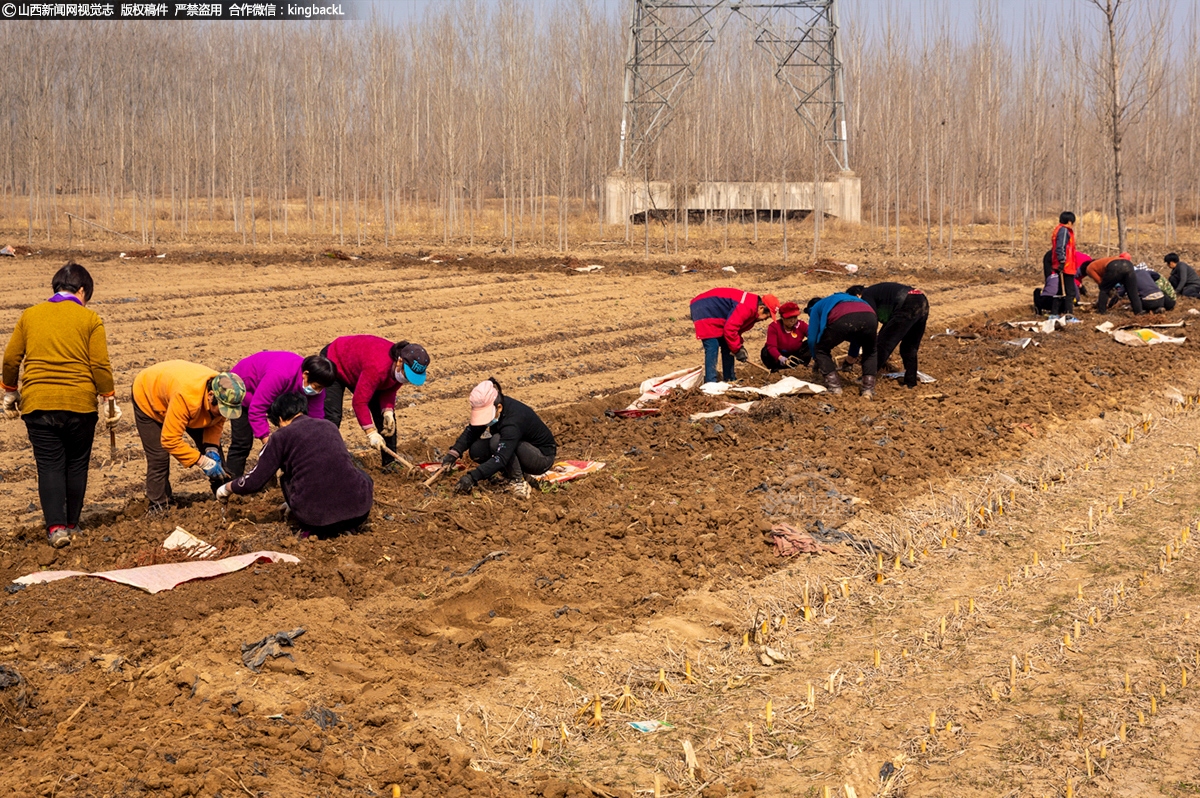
[617,0,851,175]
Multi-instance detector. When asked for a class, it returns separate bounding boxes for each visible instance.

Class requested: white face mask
[393,365,405,383]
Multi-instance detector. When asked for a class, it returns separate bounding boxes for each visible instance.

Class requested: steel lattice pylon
[617,0,850,174]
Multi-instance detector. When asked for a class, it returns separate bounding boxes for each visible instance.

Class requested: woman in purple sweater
[218,392,374,538]
[227,352,337,477]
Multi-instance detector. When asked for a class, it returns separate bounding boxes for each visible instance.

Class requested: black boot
[860,374,876,399]
[824,371,843,395]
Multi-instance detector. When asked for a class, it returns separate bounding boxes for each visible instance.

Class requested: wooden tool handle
[422,465,447,487]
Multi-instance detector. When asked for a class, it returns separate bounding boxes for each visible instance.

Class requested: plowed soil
[4,237,1200,798]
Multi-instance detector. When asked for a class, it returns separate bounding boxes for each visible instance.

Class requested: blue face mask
[487,416,499,427]
[301,384,319,397]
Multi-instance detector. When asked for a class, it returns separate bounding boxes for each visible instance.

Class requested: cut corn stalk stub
[613,684,641,711]
[588,696,604,727]
[653,668,674,694]
[684,660,697,684]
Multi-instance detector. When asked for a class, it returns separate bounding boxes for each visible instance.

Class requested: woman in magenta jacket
[227,351,337,477]
[320,335,430,467]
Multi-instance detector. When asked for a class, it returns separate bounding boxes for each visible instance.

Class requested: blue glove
[197,452,228,479]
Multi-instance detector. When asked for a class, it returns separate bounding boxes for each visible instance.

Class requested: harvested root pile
[656,388,736,417]
[121,535,240,568]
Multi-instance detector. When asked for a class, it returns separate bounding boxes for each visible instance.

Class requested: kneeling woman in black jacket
[444,377,557,499]
[218,392,374,537]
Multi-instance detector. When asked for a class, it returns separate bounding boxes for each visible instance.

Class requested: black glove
[734,347,748,362]
[454,473,476,494]
[441,450,459,467]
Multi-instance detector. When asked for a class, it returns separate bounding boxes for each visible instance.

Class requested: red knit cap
[779,301,801,318]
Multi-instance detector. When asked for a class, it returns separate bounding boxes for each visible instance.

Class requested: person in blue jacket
[803,293,879,398]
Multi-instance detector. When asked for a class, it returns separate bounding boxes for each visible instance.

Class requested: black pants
[321,344,396,467]
[1141,294,1176,313]
[467,435,556,481]
[226,412,256,477]
[875,293,928,387]
[759,344,809,372]
[815,312,878,379]
[1180,284,1200,299]
[24,410,97,529]
[1097,261,1143,314]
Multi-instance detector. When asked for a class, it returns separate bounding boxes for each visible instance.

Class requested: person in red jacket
[689,288,779,384]
[320,336,430,468]
[760,301,809,371]
[1049,211,1078,314]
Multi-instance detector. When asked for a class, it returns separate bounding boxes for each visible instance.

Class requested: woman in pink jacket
[320,336,430,468]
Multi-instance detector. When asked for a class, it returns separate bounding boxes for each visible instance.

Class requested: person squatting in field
[689,287,780,384]
[447,378,557,500]
[226,351,337,477]
[320,335,429,468]
[131,361,246,511]
[842,282,929,389]
[1081,255,1146,315]
[1,263,120,549]
[760,301,810,372]
[218,392,374,538]
[1036,251,1092,315]
[803,293,879,398]
[1166,253,1200,298]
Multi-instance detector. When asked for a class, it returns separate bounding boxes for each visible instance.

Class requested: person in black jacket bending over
[446,378,557,499]
[841,283,930,388]
[217,392,374,538]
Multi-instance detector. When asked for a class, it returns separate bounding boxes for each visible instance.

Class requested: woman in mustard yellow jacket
[2,263,118,549]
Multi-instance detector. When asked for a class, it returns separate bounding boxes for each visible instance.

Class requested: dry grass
[11,195,1200,264]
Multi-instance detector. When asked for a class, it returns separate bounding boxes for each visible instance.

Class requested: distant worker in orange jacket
[1081,254,1144,315]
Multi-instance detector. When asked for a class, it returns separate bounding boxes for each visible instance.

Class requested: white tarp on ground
[630,366,703,409]
[1005,316,1079,333]
[14,529,299,594]
[690,401,757,421]
[883,371,937,383]
[1095,321,1186,346]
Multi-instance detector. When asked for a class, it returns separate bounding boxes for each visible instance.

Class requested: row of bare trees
[0,0,1194,256]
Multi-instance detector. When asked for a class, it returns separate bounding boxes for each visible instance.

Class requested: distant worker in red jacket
[760,301,809,371]
[689,288,779,384]
[1048,211,1079,314]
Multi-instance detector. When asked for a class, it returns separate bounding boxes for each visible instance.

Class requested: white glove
[216,482,232,502]
[2,391,19,420]
[381,409,396,436]
[99,396,122,429]
[367,431,386,449]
